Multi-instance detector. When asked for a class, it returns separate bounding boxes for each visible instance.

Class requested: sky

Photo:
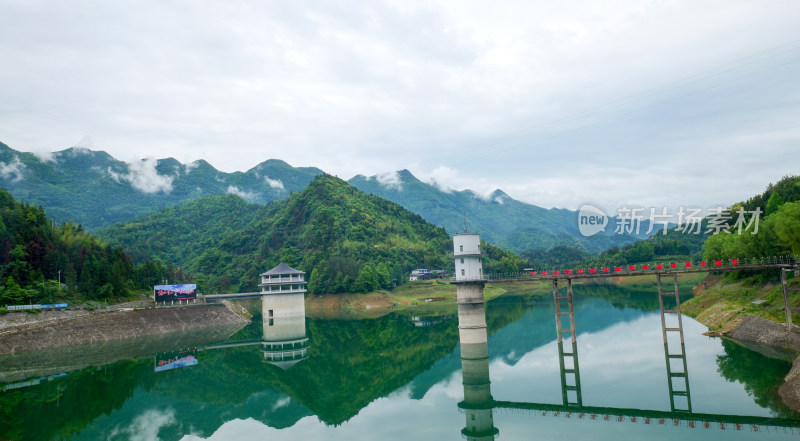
[1,0,799,212]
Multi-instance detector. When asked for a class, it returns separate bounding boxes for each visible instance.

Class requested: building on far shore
[259,262,308,370]
[409,268,449,281]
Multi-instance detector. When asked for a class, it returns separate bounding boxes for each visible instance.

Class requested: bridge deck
[476,263,798,283]
[203,292,264,300]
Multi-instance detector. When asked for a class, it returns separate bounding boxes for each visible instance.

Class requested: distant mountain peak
[396,169,418,181]
[490,189,510,204]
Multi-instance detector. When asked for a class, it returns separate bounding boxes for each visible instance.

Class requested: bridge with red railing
[479,255,800,282]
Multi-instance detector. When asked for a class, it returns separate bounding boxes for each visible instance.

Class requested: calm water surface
[1,283,798,440]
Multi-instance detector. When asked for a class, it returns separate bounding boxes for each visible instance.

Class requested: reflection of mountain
[72,383,313,440]
[0,312,463,440]
[716,338,795,418]
[0,285,713,441]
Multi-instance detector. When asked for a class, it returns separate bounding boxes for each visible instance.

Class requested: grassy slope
[682,272,800,334]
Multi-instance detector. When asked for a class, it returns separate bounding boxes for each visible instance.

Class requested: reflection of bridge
[452,233,800,440]
[485,402,800,431]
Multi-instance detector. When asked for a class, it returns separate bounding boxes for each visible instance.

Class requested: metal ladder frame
[553,279,582,407]
[657,273,692,413]
[558,340,583,407]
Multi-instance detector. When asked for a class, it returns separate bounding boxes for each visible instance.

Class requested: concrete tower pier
[454,233,488,357]
[259,263,309,370]
[454,232,497,440]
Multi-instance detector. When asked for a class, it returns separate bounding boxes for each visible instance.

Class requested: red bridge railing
[476,255,800,282]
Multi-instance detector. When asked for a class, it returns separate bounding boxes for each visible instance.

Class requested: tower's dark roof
[260,262,304,276]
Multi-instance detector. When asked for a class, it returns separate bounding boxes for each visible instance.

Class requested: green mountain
[349,169,650,254]
[0,189,180,304]
[2,141,653,255]
[97,194,265,266]
[2,141,651,257]
[0,141,323,231]
[100,175,528,294]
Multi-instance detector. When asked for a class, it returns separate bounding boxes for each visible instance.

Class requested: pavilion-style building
[259,262,307,295]
[259,263,308,370]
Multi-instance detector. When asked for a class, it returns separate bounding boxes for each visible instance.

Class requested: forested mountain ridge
[0,141,323,230]
[100,175,529,294]
[0,190,180,305]
[349,169,652,254]
[97,194,265,266]
[3,141,648,255]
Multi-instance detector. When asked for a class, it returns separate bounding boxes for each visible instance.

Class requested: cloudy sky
[1,0,799,211]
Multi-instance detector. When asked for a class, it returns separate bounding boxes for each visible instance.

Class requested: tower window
[460,258,464,264]
[461,269,465,276]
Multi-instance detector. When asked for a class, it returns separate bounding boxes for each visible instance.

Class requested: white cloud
[107,167,122,183]
[227,185,259,202]
[263,177,285,190]
[421,166,456,193]
[184,161,200,174]
[271,396,291,411]
[106,158,174,193]
[374,171,402,190]
[68,147,94,157]
[31,150,56,163]
[416,165,501,201]
[0,156,25,182]
[110,408,176,441]
[127,158,175,194]
[468,189,491,202]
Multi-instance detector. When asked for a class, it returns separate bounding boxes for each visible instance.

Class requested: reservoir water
[1,282,798,440]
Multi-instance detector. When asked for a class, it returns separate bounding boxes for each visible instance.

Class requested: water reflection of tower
[260,263,309,370]
[454,233,498,441]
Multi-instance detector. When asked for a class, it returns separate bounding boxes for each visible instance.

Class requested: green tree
[770,202,800,254]
[355,264,377,292]
[5,245,30,284]
[308,267,323,294]
[375,262,391,289]
[766,192,785,216]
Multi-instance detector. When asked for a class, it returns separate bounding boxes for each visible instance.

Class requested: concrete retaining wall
[0,305,248,355]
